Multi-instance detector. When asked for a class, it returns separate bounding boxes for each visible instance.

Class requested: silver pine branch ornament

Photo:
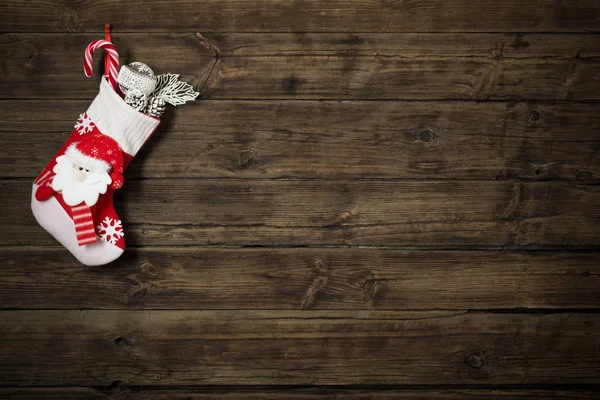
[153,74,199,106]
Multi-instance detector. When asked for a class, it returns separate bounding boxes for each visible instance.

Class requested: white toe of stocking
[31,184,124,266]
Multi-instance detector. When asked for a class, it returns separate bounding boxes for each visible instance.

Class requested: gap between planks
[3,244,600,251]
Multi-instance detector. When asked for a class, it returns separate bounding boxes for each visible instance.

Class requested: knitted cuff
[87,78,160,156]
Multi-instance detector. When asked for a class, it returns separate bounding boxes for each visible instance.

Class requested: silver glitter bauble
[117,62,157,96]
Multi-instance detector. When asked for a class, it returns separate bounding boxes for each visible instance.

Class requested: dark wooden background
[1,1,600,399]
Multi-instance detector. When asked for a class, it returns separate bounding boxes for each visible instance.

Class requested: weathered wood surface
[2,0,600,396]
[200,57,600,101]
[1,310,598,385]
[3,100,600,180]
[2,248,599,310]
[193,32,600,58]
[2,387,599,399]
[5,32,600,59]
[2,1,600,33]
[5,179,600,247]
[2,33,599,100]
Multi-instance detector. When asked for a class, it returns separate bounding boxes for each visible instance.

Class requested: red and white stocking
[32,77,160,266]
[32,32,197,266]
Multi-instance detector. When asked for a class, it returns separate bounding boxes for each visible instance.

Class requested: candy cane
[84,39,119,91]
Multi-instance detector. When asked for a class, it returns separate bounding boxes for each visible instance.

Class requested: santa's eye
[85,169,90,172]
[79,167,83,171]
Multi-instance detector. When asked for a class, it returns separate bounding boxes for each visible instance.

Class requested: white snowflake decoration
[74,113,95,135]
[97,217,124,245]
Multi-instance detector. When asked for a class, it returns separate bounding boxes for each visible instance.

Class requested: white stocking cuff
[87,78,160,156]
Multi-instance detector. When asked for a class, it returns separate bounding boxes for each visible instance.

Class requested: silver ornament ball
[117,62,157,97]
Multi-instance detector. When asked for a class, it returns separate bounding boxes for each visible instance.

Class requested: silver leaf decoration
[152,74,199,106]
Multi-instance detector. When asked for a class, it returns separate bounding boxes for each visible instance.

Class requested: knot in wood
[310,256,328,273]
[236,149,258,169]
[25,53,37,69]
[63,8,82,32]
[106,380,125,395]
[282,76,301,94]
[126,283,156,305]
[529,110,540,121]
[141,259,159,278]
[362,278,379,304]
[465,353,485,369]
[114,337,130,347]
[419,129,435,143]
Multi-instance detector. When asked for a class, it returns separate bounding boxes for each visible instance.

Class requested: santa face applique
[52,156,111,207]
[50,134,124,207]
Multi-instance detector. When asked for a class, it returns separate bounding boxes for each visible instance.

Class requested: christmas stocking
[32,77,160,266]
[31,36,198,266]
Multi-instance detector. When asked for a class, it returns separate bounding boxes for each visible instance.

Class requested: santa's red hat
[64,134,124,189]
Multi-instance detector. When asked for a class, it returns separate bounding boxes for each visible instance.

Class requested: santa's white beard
[52,155,111,207]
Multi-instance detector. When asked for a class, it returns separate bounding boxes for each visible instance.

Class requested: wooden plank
[3,100,600,180]
[196,32,600,58]
[1,387,599,399]
[0,310,598,385]
[2,34,599,100]
[1,1,600,33]
[1,248,599,310]
[200,56,600,101]
[7,179,600,247]
[3,32,600,60]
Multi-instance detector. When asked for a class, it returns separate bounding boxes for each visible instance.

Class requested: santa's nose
[76,169,87,183]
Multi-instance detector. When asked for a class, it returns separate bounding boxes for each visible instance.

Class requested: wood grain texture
[1,248,599,310]
[195,32,600,58]
[2,387,599,399]
[1,310,599,385]
[2,1,600,32]
[3,100,600,180]
[4,32,599,60]
[2,33,599,100]
[2,0,600,395]
[200,56,600,101]
[7,179,600,247]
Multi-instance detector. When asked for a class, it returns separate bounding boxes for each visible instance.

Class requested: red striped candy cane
[84,40,119,91]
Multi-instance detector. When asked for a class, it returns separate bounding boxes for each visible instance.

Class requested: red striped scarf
[71,204,97,245]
